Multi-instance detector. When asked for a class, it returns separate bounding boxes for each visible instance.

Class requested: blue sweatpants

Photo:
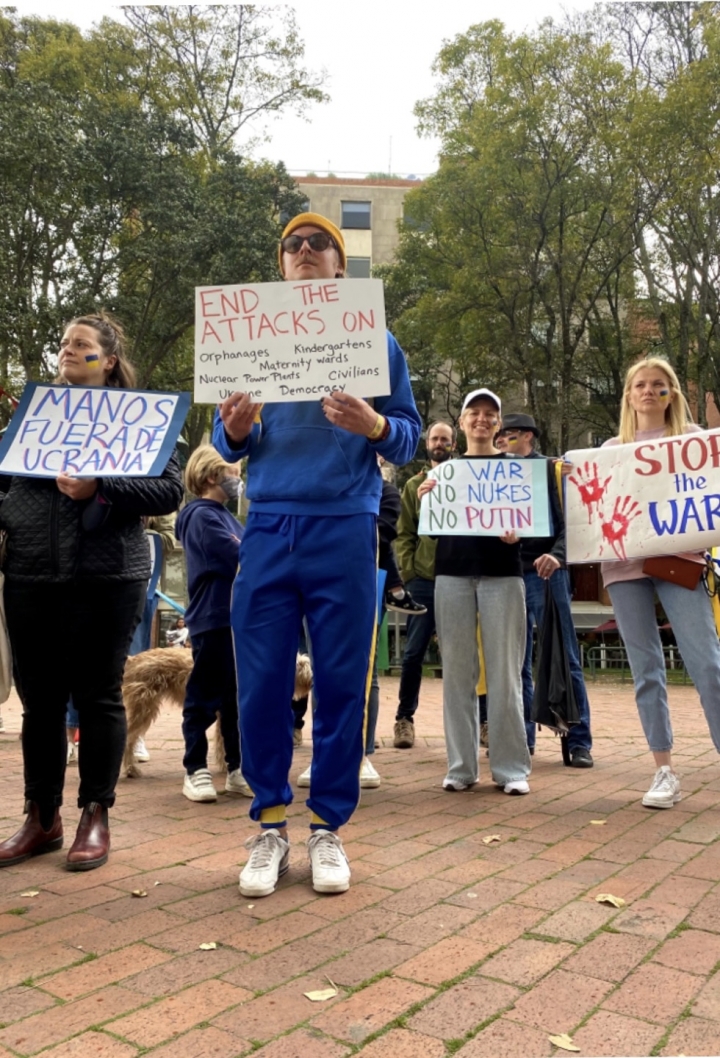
[232,512,377,831]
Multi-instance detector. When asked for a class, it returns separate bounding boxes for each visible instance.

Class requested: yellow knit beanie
[278,212,346,273]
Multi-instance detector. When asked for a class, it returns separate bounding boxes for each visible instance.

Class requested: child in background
[175,446,250,802]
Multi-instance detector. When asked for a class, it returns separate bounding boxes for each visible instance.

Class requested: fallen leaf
[482,834,502,845]
[198,942,218,950]
[154,881,161,887]
[548,1032,580,1052]
[20,890,39,898]
[304,987,338,1002]
[595,893,626,908]
[131,889,148,898]
[589,819,607,825]
[75,945,84,950]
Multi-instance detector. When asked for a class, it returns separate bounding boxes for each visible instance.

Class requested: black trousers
[5,578,145,810]
[182,626,241,774]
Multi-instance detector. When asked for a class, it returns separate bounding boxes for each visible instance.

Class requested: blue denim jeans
[608,577,720,753]
[522,569,592,752]
[396,577,436,722]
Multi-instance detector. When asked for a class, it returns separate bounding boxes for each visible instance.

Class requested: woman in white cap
[419,389,531,795]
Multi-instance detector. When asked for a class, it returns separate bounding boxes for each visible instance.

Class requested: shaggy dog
[122,648,313,778]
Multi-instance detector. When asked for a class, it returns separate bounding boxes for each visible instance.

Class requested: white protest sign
[565,429,720,562]
[194,278,389,404]
[418,457,551,536]
[0,383,190,478]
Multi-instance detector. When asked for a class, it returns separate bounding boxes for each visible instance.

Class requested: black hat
[499,412,539,436]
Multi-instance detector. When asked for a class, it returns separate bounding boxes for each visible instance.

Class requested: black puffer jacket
[0,451,184,583]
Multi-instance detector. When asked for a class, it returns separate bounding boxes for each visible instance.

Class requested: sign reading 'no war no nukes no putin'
[418,458,551,537]
[565,427,720,563]
[194,279,390,404]
[0,384,190,478]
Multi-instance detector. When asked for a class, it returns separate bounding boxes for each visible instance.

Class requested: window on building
[346,257,371,278]
[341,201,371,229]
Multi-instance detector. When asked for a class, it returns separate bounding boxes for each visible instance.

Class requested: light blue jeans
[435,575,530,786]
[608,576,720,753]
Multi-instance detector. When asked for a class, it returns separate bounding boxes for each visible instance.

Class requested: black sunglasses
[281,232,336,254]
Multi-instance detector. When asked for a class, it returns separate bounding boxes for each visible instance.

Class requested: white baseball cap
[461,388,502,415]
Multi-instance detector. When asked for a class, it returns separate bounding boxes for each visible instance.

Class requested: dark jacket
[175,498,243,636]
[0,451,183,583]
[519,452,566,573]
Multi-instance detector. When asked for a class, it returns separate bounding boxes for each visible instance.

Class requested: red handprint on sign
[600,495,641,561]
[569,461,612,523]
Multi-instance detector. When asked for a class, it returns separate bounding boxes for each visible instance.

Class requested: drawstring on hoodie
[278,515,296,551]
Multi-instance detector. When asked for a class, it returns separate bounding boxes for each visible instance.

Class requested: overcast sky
[15,1,597,176]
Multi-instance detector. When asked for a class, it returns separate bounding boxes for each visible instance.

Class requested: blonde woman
[602,358,720,808]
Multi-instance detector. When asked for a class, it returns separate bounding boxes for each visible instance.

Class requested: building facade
[296,176,420,277]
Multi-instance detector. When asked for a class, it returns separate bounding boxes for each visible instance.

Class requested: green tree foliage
[387,3,720,449]
[0,8,314,431]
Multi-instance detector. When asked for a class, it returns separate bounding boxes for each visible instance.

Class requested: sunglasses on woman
[281,232,336,255]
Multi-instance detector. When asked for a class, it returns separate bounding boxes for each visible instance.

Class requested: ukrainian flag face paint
[58,324,110,387]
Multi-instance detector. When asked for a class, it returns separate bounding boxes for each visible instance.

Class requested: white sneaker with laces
[225,769,253,797]
[134,736,150,762]
[307,830,350,893]
[67,741,78,766]
[504,780,530,795]
[642,766,681,809]
[360,757,381,788]
[297,764,312,788]
[239,828,290,897]
[443,778,475,791]
[182,768,217,802]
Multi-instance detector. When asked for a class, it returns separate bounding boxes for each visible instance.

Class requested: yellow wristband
[368,414,385,441]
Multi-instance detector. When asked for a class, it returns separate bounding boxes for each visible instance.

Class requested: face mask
[219,476,242,500]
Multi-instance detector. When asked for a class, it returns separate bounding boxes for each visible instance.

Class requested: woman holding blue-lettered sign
[592,358,720,811]
[418,388,532,798]
[0,313,183,873]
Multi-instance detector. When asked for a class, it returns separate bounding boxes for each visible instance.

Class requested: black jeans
[5,578,145,810]
[182,627,241,774]
[396,577,436,721]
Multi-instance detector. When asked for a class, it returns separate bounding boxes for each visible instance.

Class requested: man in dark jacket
[496,413,593,767]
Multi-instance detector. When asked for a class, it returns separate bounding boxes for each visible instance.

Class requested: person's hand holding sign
[417,477,437,500]
[219,392,263,444]
[321,392,384,438]
[57,474,98,501]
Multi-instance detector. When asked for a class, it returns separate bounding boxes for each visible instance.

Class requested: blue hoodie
[212,331,421,517]
[175,499,243,635]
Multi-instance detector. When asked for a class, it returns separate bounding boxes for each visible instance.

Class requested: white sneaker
[297,764,312,788]
[182,768,217,802]
[307,831,350,893]
[360,757,381,789]
[134,736,150,763]
[0,711,4,733]
[239,829,290,897]
[67,741,78,766]
[443,778,475,791]
[225,769,253,797]
[642,766,681,809]
[504,780,530,795]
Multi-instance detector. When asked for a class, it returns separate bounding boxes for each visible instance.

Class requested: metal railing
[586,644,689,683]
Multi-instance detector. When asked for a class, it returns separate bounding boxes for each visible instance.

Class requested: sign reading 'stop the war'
[565,428,720,562]
[194,279,390,404]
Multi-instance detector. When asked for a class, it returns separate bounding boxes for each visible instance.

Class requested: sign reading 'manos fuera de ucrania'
[565,428,720,563]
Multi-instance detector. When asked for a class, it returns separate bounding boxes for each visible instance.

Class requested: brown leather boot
[66,802,109,872]
[0,802,63,867]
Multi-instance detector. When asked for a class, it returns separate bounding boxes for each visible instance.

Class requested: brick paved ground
[2,676,720,1057]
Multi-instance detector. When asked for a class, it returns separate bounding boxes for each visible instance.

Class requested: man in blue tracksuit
[213,212,421,898]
